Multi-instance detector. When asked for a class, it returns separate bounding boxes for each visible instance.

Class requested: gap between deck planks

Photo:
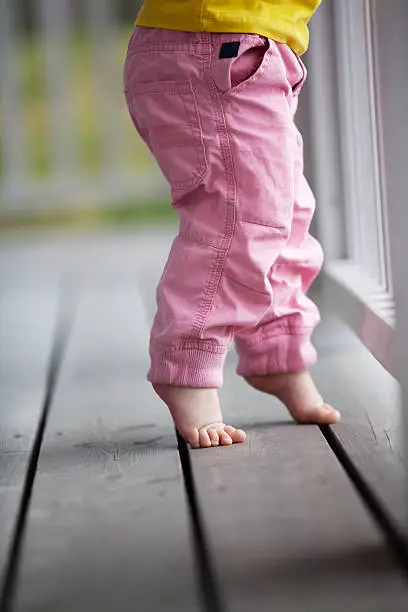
[0,287,59,592]
[10,287,200,612]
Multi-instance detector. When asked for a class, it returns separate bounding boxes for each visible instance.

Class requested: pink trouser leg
[235,130,323,376]
[124,30,323,388]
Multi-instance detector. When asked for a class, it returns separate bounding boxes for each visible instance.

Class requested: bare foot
[152,384,246,449]
[245,371,340,424]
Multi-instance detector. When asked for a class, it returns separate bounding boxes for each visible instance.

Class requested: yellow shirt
[136,0,321,56]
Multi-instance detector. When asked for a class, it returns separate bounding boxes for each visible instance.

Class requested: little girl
[124,0,340,449]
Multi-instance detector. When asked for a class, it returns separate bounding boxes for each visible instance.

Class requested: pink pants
[124,28,323,388]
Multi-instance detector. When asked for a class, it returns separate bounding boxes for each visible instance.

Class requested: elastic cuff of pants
[236,333,317,378]
[148,343,227,388]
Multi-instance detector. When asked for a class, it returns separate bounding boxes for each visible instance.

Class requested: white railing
[0,0,166,217]
[307,0,408,531]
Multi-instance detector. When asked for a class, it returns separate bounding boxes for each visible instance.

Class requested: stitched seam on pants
[239,215,289,230]
[240,326,315,348]
[189,39,237,339]
[222,274,270,297]
[127,46,202,57]
[151,338,228,354]
[179,231,224,250]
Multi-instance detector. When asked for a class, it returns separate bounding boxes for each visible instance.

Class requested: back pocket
[125,80,208,200]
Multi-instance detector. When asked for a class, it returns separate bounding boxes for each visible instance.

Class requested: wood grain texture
[190,353,408,611]
[0,288,58,584]
[12,287,199,612]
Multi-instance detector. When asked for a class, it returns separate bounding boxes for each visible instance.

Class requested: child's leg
[224,42,339,424]
[235,133,340,423]
[124,28,250,447]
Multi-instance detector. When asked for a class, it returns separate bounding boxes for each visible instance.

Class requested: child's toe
[199,428,212,448]
[187,428,200,449]
[208,428,220,446]
[296,403,341,425]
[225,426,246,443]
[218,428,233,445]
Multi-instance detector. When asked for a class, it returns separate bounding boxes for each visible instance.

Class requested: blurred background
[0,0,174,229]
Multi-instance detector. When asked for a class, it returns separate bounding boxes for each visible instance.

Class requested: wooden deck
[1,226,407,612]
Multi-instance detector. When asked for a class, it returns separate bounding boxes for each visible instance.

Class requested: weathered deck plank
[312,341,406,534]
[189,352,408,611]
[12,287,200,612]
